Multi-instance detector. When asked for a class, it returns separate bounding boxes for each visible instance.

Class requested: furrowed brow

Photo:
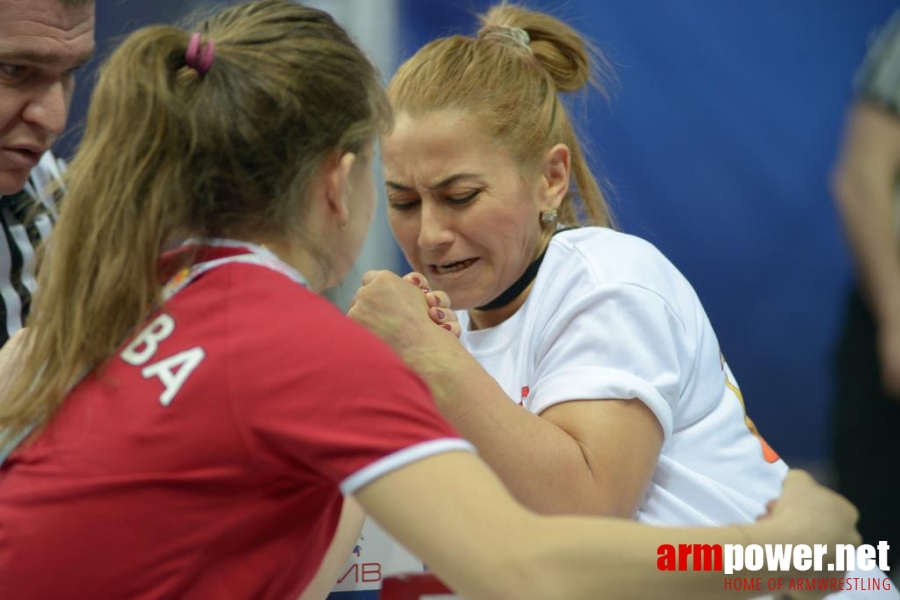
[385,173,482,192]
[0,48,95,67]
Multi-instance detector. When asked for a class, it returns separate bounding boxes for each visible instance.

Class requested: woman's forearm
[405,341,656,517]
[407,344,594,510]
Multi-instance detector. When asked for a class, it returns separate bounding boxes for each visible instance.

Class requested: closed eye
[446,190,481,205]
[388,197,420,211]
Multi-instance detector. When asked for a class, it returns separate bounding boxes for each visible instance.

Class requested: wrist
[401,331,459,381]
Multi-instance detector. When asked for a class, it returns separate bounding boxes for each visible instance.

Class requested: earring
[541,208,558,225]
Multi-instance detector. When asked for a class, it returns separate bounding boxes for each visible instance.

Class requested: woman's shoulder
[547,227,680,288]
[189,263,414,382]
[183,261,366,351]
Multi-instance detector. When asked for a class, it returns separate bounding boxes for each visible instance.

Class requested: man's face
[0,0,94,194]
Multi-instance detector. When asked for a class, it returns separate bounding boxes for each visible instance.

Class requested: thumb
[361,270,381,286]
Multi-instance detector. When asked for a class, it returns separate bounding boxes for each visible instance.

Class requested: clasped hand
[348,271,461,364]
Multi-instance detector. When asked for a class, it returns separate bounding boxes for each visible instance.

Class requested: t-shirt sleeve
[854,10,900,113]
[230,291,472,495]
[527,283,689,442]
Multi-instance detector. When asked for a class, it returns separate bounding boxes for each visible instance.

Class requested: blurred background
[61,0,898,472]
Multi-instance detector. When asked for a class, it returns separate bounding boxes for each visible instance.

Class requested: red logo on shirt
[520,386,529,406]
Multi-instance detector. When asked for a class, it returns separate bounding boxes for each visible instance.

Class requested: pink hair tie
[185,32,215,75]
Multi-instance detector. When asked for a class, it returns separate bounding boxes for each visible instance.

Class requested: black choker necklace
[475,247,548,311]
[476,227,577,311]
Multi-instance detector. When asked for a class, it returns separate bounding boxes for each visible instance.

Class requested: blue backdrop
[399,0,898,461]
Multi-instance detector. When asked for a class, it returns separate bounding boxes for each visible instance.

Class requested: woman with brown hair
[0,1,858,599]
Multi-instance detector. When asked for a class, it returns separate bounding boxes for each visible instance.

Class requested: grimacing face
[381,110,550,312]
[0,0,95,194]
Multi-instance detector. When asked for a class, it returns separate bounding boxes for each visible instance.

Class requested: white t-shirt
[454,227,899,598]
[456,227,895,599]
[459,227,789,525]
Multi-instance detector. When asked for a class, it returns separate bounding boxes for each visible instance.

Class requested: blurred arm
[833,102,900,395]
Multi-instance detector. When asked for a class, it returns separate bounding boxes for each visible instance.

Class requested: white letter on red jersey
[121,315,175,365]
[141,347,206,407]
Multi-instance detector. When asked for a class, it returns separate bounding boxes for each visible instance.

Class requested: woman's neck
[467,279,536,331]
[248,237,329,293]
[467,230,554,330]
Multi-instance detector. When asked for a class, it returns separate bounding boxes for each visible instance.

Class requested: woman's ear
[541,143,570,211]
[324,151,358,226]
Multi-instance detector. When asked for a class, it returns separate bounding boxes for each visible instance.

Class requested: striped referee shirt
[0,152,64,348]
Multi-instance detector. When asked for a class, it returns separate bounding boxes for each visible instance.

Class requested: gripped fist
[347,270,458,362]
[401,272,461,339]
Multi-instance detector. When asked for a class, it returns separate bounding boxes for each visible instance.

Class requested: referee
[0,0,96,348]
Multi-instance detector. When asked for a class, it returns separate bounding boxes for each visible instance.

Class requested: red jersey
[0,240,469,600]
